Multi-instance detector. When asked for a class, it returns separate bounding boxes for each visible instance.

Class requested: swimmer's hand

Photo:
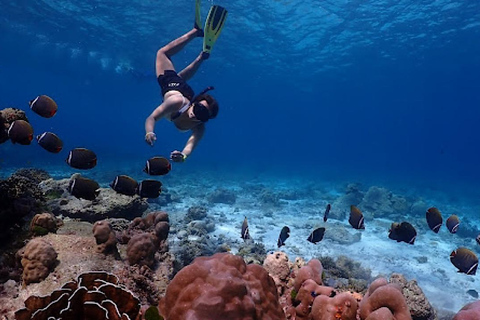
[145,132,157,146]
[170,150,187,162]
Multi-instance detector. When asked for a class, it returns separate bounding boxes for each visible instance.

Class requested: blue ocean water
[1,0,480,189]
[1,0,480,313]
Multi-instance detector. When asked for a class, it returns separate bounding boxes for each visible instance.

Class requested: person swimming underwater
[144,1,227,162]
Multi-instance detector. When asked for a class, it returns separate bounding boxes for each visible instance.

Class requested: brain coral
[15,271,140,320]
[20,238,58,285]
[159,252,285,320]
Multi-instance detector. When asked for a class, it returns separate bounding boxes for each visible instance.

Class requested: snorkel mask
[192,86,215,122]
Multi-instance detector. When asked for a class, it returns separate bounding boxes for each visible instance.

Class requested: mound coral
[92,220,118,254]
[19,238,58,285]
[158,252,285,320]
[15,271,141,320]
[358,277,412,320]
[311,292,358,320]
[263,251,291,295]
[120,211,170,268]
[453,300,480,320]
[30,212,60,236]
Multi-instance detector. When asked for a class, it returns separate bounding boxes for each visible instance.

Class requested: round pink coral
[159,252,284,320]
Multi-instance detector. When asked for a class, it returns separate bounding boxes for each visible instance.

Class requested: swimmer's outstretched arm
[171,124,205,161]
[145,95,184,146]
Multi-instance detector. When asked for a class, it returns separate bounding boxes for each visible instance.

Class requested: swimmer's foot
[194,0,204,37]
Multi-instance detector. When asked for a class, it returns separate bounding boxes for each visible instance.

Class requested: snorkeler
[144,1,227,162]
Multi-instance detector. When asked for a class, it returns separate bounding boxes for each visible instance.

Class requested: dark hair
[194,94,219,119]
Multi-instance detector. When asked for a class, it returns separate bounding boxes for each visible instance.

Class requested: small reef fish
[426,207,442,233]
[7,120,33,145]
[241,216,251,241]
[446,215,460,234]
[110,175,138,196]
[467,289,479,299]
[66,148,97,169]
[476,234,480,246]
[349,205,365,230]
[277,226,290,248]
[68,176,100,200]
[36,132,63,153]
[143,156,172,176]
[136,179,162,198]
[388,221,417,245]
[29,95,58,118]
[307,227,326,244]
[450,247,478,275]
[323,203,331,222]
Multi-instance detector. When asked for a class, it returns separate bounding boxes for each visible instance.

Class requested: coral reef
[14,271,141,320]
[453,300,480,320]
[0,107,29,143]
[324,223,362,245]
[172,206,225,272]
[237,241,267,265]
[19,238,58,285]
[92,220,118,255]
[359,186,409,219]
[127,233,159,268]
[311,292,358,320]
[258,188,281,207]
[41,175,149,221]
[294,259,323,292]
[159,252,285,319]
[184,206,208,222]
[330,183,364,220]
[0,169,48,241]
[321,255,372,283]
[1,218,173,318]
[119,211,170,268]
[389,273,437,320]
[30,212,61,236]
[358,277,412,320]
[263,251,291,295]
[207,188,237,204]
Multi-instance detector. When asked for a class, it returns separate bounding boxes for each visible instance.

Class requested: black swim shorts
[157,70,195,101]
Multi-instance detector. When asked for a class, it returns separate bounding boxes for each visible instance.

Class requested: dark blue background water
[1,0,479,196]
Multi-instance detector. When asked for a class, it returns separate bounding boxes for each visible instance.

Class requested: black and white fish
[68,176,100,200]
[29,95,58,118]
[143,156,171,175]
[323,203,331,222]
[36,132,63,153]
[8,120,33,145]
[307,227,326,244]
[388,221,417,245]
[349,205,365,230]
[450,247,478,275]
[277,226,290,248]
[446,215,460,234]
[241,216,251,241]
[426,207,442,233]
[110,175,138,196]
[136,179,162,198]
[66,148,97,169]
